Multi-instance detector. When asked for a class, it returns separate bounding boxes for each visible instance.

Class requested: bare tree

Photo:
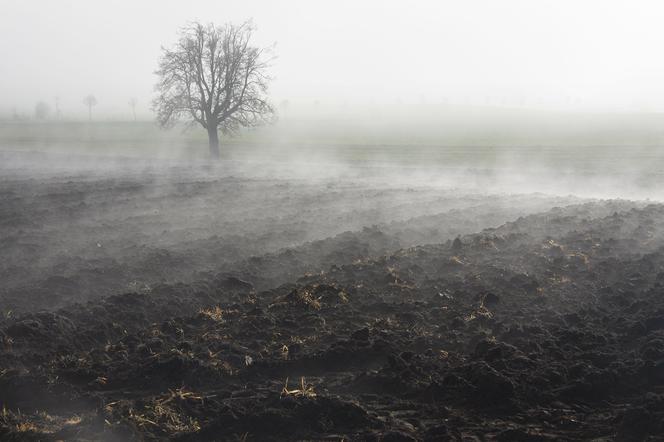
[153,21,274,158]
[129,97,137,121]
[83,95,97,121]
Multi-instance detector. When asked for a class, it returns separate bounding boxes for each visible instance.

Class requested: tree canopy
[153,21,274,157]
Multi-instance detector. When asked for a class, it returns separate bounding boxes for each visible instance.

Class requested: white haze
[3,0,664,118]
[2,0,664,203]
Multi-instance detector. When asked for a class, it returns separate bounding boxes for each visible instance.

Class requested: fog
[2,0,664,220]
[4,0,664,118]
[4,3,664,440]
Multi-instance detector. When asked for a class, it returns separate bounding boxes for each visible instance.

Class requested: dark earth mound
[3,197,664,440]
[0,160,579,316]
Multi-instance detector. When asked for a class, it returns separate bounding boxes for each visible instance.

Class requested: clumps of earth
[3,201,664,440]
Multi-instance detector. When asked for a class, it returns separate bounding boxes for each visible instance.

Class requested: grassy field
[2,109,664,173]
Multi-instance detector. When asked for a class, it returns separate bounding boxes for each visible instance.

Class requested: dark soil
[1,160,662,440]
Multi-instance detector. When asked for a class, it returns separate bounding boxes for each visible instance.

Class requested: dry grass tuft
[281,377,316,398]
[199,306,224,321]
[122,389,205,434]
[15,421,39,432]
[64,415,82,425]
[464,303,494,322]
[449,256,465,266]
[386,267,415,289]
[273,288,321,310]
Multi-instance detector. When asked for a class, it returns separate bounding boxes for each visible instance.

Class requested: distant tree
[54,96,61,120]
[129,97,137,121]
[34,101,51,120]
[83,95,97,121]
[153,21,274,158]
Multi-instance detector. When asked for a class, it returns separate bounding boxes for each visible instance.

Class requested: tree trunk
[208,126,220,158]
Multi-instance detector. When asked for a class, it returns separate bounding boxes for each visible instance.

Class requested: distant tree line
[10,95,141,121]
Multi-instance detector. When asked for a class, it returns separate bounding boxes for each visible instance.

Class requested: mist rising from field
[2,0,663,202]
[3,102,664,202]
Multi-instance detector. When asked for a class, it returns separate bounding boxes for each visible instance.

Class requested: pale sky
[3,0,664,118]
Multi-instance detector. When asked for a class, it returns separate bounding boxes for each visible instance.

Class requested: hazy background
[3,0,664,119]
[2,0,664,201]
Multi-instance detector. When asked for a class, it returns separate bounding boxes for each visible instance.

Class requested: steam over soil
[1,152,663,440]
